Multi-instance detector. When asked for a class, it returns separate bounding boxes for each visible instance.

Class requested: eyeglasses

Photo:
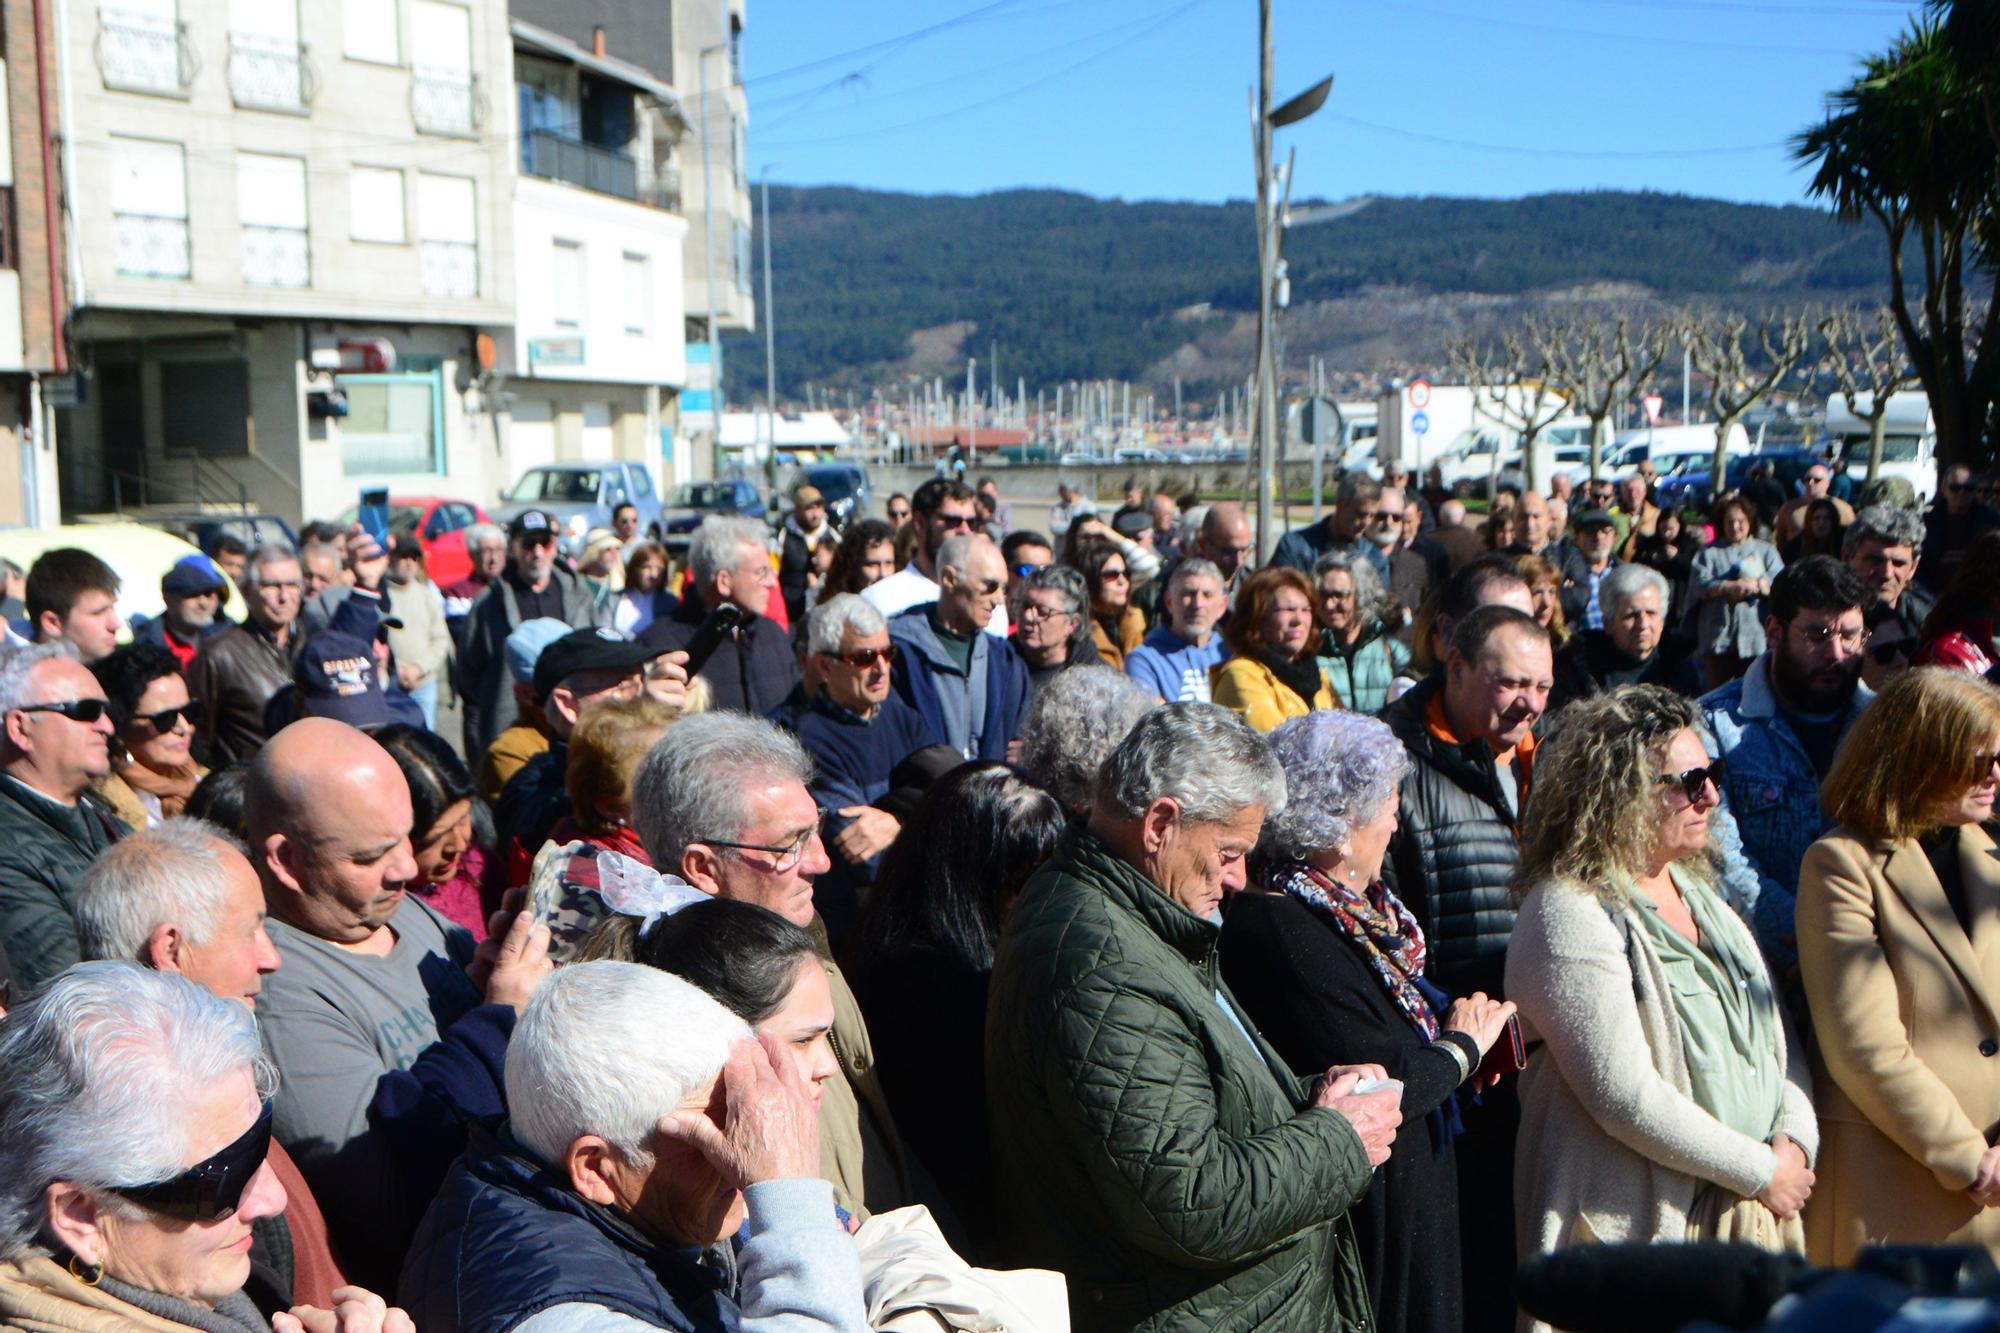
[967,577,1003,596]
[693,811,828,875]
[1793,623,1870,651]
[1655,760,1725,805]
[933,512,977,531]
[518,533,557,549]
[115,1100,272,1223]
[821,644,897,669]
[1371,510,1405,523]
[15,698,110,724]
[1099,567,1130,582]
[137,700,204,732]
[1948,482,1973,494]
[887,508,911,520]
[1019,602,1075,623]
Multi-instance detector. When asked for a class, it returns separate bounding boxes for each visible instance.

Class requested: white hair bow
[596,853,710,933]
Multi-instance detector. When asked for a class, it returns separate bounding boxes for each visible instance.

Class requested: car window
[449,503,479,530]
[525,470,600,502]
[804,467,858,501]
[627,466,655,499]
[670,482,729,507]
[423,508,449,539]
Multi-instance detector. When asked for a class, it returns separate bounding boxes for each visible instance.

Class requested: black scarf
[1255,644,1324,710]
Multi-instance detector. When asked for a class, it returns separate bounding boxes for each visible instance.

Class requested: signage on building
[44,373,85,408]
[529,336,586,368]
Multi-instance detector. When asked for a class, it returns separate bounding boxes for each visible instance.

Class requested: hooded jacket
[986,830,1375,1331]
[886,605,1029,762]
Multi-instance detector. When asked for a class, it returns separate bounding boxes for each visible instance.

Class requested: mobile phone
[1474,1013,1528,1082]
[357,487,391,547]
[680,603,746,677]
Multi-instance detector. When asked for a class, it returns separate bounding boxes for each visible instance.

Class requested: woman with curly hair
[1507,685,1818,1301]
[88,640,207,830]
[1211,565,1338,730]
[822,518,899,600]
[1221,710,1516,1333]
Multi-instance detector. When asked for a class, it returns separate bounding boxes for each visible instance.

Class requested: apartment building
[51,0,517,523]
[0,0,67,526]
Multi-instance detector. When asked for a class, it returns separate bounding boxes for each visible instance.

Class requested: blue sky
[743,0,1922,207]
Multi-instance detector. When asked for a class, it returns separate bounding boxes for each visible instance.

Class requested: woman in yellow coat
[1799,666,2000,1263]
[1211,565,1339,731]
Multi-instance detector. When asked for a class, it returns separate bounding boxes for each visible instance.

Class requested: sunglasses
[933,513,977,531]
[822,644,897,669]
[1948,482,1972,494]
[1371,510,1405,523]
[1655,759,1725,805]
[15,698,110,724]
[1099,567,1130,582]
[138,700,204,732]
[115,1100,272,1223]
[518,532,557,548]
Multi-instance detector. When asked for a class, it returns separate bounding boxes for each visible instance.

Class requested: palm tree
[1793,18,2000,471]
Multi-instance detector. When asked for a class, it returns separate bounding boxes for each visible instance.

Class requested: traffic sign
[1411,410,1431,437]
[1408,379,1432,410]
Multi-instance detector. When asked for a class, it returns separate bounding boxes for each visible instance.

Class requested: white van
[1434,418,1592,494]
[1565,423,1754,486]
[1823,390,1936,502]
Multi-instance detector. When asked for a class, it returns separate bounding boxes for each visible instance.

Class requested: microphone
[1517,1242,1808,1333]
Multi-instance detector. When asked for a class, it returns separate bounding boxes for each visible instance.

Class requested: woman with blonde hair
[1799,667,2000,1263]
[1512,553,1570,649]
[1507,685,1818,1300]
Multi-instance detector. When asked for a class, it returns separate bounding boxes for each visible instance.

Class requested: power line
[757,0,1215,151]
[1356,0,1860,56]
[741,0,1034,88]
[1552,0,1912,16]
[1325,112,1785,160]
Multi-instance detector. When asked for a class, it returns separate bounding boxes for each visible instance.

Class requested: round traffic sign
[1411,410,1431,436]
[1408,379,1432,410]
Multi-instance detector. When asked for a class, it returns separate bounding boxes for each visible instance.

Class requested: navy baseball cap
[508,509,557,542]
[161,554,228,597]
[294,631,393,728]
[532,627,657,701]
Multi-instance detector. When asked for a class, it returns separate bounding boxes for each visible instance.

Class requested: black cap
[508,509,557,541]
[532,627,657,701]
[1574,508,1617,530]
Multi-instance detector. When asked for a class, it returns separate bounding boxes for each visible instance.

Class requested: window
[236,152,309,286]
[341,372,443,475]
[551,239,584,328]
[732,221,752,295]
[416,172,476,298]
[627,465,654,499]
[342,0,397,65]
[349,166,405,243]
[731,113,745,190]
[162,360,250,456]
[97,0,188,95]
[228,0,303,109]
[109,137,189,279]
[410,0,475,134]
[621,252,650,334]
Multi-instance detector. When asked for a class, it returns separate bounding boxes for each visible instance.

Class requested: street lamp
[1250,0,1331,561]
[697,38,729,462]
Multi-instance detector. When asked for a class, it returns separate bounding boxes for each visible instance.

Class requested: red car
[336,496,491,587]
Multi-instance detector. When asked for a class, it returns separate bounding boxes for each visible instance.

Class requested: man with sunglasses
[788,594,945,940]
[1920,463,2000,594]
[1700,556,1875,972]
[888,533,1030,763]
[457,509,596,760]
[0,643,124,991]
[1272,471,1392,582]
[862,478,1009,635]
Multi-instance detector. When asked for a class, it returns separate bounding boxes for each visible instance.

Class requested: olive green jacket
[986,831,1376,1332]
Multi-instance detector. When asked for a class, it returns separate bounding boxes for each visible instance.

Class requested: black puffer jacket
[1380,672,1522,1000]
[0,777,123,992]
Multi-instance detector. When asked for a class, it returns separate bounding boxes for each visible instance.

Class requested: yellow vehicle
[0,522,206,637]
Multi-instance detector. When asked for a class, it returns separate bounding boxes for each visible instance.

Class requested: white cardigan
[1506,876,1818,1275]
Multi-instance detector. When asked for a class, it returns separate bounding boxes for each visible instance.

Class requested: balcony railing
[97,6,196,95]
[242,224,309,287]
[228,31,313,111]
[114,213,190,279]
[412,65,480,135]
[522,129,640,202]
[420,240,477,299]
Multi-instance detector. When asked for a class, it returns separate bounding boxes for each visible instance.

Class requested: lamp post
[1250,0,1331,560]
[698,39,729,462]
[760,163,778,493]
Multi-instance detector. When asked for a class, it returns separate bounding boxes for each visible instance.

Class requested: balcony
[412,65,480,136]
[227,31,313,112]
[242,224,309,288]
[114,213,190,279]
[97,6,195,96]
[420,240,477,299]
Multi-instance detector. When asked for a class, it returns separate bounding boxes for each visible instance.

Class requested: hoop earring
[67,1255,103,1287]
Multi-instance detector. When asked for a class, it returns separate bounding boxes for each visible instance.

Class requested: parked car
[791,462,871,528]
[148,511,298,557]
[1113,447,1171,464]
[661,478,769,555]
[333,495,490,587]
[492,461,664,555]
[1656,447,1823,512]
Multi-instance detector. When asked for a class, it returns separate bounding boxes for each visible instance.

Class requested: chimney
[592,26,606,57]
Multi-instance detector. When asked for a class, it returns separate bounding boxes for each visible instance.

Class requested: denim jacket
[1699,653,1872,973]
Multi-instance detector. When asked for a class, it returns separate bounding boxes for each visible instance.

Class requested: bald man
[250,718,551,1287]
[1173,501,1254,608]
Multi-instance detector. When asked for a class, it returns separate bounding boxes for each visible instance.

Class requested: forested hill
[721,185,1887,399]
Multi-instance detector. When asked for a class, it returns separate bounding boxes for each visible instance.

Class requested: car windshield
[333,504,426,533]
[516,469,600,502]
[803,469,858,501]
[670,483,734,507]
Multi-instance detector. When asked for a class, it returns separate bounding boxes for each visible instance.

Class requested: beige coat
[0,1258,214,1333]
[1797,825,2000,1263]
[813,933,916,1223]
[1506,875,1817,1323]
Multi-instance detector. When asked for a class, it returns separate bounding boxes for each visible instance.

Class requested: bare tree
[1536,316,1670,485]
[1817,305,1919,483]
[1682,311,1812,486]
[1446,321,1571,495]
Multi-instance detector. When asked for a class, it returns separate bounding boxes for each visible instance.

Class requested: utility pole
[759,165,777,493]
[698,41,727,460]
[966,358,977,460]
[1252,0,1277,559]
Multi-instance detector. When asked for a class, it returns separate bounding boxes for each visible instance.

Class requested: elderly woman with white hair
[1014,663,1155,818]
[1312,550,1410,715]
[400,960,866,1333]
[0,962,411,1333]
[987,701,1396,1330]
[1219,710,1515,1333]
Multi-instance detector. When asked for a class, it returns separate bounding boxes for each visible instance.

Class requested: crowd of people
[0,453,1999,1333]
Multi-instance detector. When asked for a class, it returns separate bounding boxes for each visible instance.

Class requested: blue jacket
[1270,520,1389,583]
[1699,653,1872,971]
[887,605,1029,762]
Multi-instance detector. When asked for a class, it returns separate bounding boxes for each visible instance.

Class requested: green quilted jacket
[985,831,1377,1333]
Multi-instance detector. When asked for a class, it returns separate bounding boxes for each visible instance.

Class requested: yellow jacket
[1209,654,1338,732]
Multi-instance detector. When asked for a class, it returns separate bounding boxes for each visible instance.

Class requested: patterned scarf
[1272,861,1439,1040]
